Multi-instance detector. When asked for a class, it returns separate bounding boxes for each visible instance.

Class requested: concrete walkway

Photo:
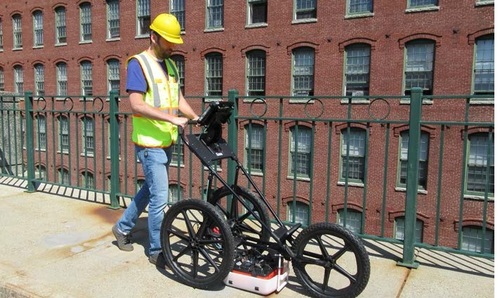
[0,178,494,298]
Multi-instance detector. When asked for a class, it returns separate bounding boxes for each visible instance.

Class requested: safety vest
[129,51,180,148]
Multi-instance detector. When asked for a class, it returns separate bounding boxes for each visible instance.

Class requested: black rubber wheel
[209,186,271,245]
[292,223,370,298]
[160,199,235,289]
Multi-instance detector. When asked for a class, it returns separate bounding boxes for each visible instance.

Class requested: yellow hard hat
[149,13,183,44]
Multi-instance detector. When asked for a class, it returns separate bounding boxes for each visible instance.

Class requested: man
[112,13,198,265]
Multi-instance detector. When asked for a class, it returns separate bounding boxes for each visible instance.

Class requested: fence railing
[0,89,494,266]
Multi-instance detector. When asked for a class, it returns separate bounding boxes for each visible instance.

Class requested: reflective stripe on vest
[130,52,180,148]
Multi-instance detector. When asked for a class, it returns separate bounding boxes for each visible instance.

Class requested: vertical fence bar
[398,87,422,268]
[227,90,238,187]
[24,92,36,192]
[109,90,120,208]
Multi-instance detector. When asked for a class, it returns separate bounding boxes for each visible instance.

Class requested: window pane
[474,36,494,94]
[345,44,370,96]
[349,0,373,13]
[207,0,223,28]
[462,226,493,254]
[405,41,434,93]
[467,133,494,193]
[55,7,67,44]
[247,50,266,96]
[205,53,223,96]
[292,48,314,96]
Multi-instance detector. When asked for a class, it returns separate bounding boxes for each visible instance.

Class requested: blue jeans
[116,146,172,256]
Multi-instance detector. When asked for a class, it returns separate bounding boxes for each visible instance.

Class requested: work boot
[112,224,133,251]
[149,252,166,267]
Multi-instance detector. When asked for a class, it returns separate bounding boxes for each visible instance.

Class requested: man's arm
[129,92,189,126]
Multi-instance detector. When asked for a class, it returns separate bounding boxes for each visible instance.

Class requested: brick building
[0,1,494,253]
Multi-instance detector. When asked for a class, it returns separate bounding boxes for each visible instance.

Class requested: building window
[107,59,120,93]
[58,116,70,153]
[170,0,185,31]
[82,117,95,156]
[80,2,92,42]
[0,18,3,50]
[56,62,68,96]
[404,40,435,96]
[347,0,373,15]
[394,217,423,243]
[205,53,223,97]
[245,124,265,173]
[344,44,371,97]
[35,165,47,181]
[287,201,309,225]
[14,65,23,94]
[294,0,317,20]
[0,68,4,91]
[466,133,494,195]
[81,171,94,189]
[340,128,366,183]
[137,0,151,36]
[36,115,47,151]
[55,7,67,44]
[398,131,429,189]
[247,0,267,25]
[58,168,70,185]
[33,64,45,96]
[461,226,494,254]
[337,209,362,234]
[408,0,438,8]
[107,0,120,39]
[289,125,312,178]
[246,50,266,96]
[12,14,22,49]
[107,119,121,158]
[473,35,494,96]
[292,47,315,97]
[169,184,184,204]
[206,0,223,29]
[171,55,185,94]
[32,10,44,47]
[80,61,93,96]
[171,138,184,166]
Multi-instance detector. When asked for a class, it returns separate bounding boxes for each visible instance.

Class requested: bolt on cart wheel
[160,199,235,289]
[292,222,370,298]
[209,186,271,245]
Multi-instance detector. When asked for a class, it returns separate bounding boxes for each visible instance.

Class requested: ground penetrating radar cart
[160,101,370,298]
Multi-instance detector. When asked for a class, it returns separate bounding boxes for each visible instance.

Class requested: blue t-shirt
[126,58,169,94]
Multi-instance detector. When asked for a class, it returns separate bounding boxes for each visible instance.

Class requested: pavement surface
[0,177,494,298]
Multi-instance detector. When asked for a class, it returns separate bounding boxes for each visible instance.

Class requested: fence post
[227,90,239,187]
[398,87,422,269]
[24,92,36,192]
[109,90,120,209]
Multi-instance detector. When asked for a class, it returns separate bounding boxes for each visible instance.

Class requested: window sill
[79,40,93,45]
[204,28,224,33]
[106,37,121,42]
[464,194,494,201]
[337,181,365,188]
[399,98,434,105]
[287,175,310,182]
[245,23,268,29]
[405,6,439,13]
[55,43,67,47]
[475,0,494,7]
[470,98,494,104]
[292,18,317,25]
[345,12,374,19]
[395,186,428,195]
[341,98,370,104]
